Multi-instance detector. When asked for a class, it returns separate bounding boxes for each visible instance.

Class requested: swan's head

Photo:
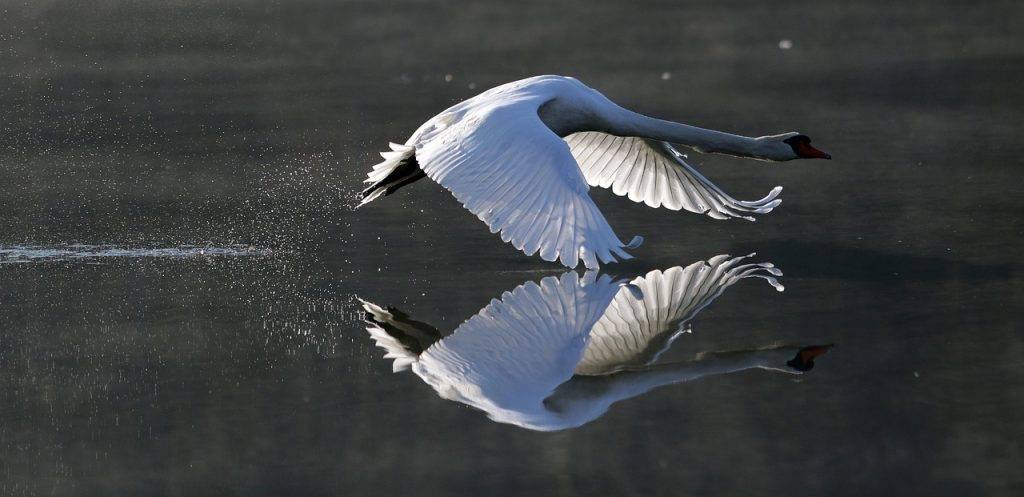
[759,132,831,161]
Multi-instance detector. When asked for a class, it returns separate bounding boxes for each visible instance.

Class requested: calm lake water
[2,1,1023,496]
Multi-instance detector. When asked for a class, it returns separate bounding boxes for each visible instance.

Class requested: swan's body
[361,255,830,431]
[360,75,830,268]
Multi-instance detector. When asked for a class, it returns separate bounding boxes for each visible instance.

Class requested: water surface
[1,1,1022,496]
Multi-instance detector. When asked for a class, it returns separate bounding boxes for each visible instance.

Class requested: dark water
[2,1,1023,495]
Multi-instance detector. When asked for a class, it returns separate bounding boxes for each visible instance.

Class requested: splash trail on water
[0,244,270,263]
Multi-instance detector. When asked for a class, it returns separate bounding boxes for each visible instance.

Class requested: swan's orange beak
[794,141,831,160]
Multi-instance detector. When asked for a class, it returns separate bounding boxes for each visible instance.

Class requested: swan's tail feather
[360,297,443,372]
[358,143,424,207]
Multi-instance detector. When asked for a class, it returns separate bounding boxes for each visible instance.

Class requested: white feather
[566,134,782,220]
[412,83,635,269]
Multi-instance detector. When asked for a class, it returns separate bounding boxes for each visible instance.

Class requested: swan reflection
[360,255,830,431]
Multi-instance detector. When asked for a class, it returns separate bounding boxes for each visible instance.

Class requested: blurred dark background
[1,1,1022,496]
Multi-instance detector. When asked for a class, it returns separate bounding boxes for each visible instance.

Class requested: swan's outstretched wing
[416,107,638,269]
[416,272,621,415]
[574,254,784,375]
[565,133,782,220]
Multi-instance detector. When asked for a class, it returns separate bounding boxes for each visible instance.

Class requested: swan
[359,254,831,431]
[359,75,830,268]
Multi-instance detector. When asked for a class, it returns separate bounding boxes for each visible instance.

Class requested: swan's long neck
[611,109,765,159]
[593,350,773,398]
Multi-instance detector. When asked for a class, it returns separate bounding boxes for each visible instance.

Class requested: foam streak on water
[0,245,269,263]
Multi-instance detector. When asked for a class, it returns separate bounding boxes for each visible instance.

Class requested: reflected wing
[565,133,782,220]
[416,107,636,269]
[417,272,621,412]
[360,298,444,373]
[575,254,784,375]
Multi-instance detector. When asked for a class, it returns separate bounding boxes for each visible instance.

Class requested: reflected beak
[795,141,831,160]
[786,344,833,372]
[797,344,833,362]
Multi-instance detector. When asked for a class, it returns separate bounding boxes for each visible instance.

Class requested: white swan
[359,75,830,268]
[360,255,831,431]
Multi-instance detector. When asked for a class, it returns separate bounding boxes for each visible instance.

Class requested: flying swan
[359,75,830,268]
[359,254,832,431]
